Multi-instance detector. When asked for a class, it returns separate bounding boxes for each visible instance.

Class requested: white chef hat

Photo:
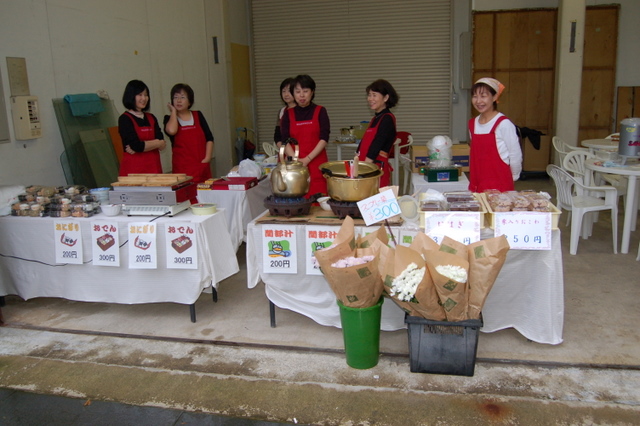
[475,77,506,100]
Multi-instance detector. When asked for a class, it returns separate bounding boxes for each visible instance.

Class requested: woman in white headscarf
[468,77,522,192]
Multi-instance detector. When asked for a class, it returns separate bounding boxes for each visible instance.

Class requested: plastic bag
[427,135,452,167]
[237,159,263,178]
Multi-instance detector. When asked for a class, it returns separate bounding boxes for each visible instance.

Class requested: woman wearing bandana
[468,77,522,192]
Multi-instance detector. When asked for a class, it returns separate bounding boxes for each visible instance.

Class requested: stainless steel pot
[320,161,382,202]
[270,141,310,197]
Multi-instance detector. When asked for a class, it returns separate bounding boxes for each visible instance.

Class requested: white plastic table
[584,158,640,253]
[581,139,618,152]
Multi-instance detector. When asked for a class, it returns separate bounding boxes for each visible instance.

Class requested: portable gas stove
[327,199,362,219]
[264,194,319,218]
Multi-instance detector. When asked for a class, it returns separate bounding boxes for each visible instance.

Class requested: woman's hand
[167,102,176,114]
[301,156,311,167]
[125,145,135,155]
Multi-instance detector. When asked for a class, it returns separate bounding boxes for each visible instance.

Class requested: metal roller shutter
[251,0,452,158]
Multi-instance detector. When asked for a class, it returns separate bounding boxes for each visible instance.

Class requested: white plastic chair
[547,164,618,255]
[552,136,588,165]
[262,142,278,157]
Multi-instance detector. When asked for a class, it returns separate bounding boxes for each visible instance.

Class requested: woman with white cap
[468,77,522,192]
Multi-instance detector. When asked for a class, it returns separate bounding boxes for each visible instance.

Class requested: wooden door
[472,9,557,172]
[579,5,619,141]
[473,6,619,168]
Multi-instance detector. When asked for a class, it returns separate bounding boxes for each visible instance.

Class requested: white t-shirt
[471,113,523,180]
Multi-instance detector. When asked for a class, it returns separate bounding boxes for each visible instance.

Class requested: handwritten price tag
[494,212,552,250]
[356,189,401,226]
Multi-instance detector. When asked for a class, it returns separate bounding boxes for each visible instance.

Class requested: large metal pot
[320,161,383,202]
[270,141,310,197]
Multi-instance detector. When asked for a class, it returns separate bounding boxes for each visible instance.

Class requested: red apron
[171,111,212,183]
[468,115,514,192]
[119,113,163,176]
[288,106,328,198]
[357,113,396,188]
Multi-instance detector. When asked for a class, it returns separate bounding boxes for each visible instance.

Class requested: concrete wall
[0,0,231,186]
[1,0,637,187]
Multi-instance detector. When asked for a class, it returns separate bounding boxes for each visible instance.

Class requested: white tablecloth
[246,220,564,344]
[0,210,239,305]
[411,172,469,194]
[197,177,271,250]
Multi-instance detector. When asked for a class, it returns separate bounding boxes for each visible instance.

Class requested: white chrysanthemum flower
[435,264,468,283]
[390,262,426,301]
[331,255,374,268]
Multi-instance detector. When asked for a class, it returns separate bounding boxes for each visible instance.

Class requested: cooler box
[211,177,259,190]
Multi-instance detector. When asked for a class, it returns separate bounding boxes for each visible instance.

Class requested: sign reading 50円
[128,222,158,268]
[53,220,83,264]
[262,225,297,274]
[494,212,552,250]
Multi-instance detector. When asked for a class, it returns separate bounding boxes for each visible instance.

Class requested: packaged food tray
[478,193,562,230]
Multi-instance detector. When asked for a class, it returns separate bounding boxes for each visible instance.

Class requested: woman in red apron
[273,77,296,149]
[164,83,214,183]
[468,78,522,193]
[118,80,165,176]
[356,79,399,188]
[280,75,330,198]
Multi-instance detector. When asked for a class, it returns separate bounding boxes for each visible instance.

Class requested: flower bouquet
[313,216,386,308]
[382,244,446,321]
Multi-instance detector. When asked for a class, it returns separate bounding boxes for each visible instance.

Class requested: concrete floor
[1,176,639,425]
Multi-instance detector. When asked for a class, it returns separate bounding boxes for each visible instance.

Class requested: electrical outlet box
[11,96,41,140]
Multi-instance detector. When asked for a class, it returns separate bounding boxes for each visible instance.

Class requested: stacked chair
[547,164,618,255]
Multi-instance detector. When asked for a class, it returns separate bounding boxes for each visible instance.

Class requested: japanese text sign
[53,220,83,264]
[128,222,158,269]
[91,221,120,266]
[422,212,481,245]
[165,222,198,269]
[262,224,297,274]
[305,225,338,275]
[494,212,552,250]
[356,189,401,226]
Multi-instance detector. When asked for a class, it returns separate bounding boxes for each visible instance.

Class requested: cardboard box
[411,146,429,173]
[452,143,470,173]
[211,177,258,191]
[411,143,470,173]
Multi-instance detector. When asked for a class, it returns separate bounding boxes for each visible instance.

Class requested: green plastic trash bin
[337,298,383,369]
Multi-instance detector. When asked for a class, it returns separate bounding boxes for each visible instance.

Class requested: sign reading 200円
[262,224,298,274]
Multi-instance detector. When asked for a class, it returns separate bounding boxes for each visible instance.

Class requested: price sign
[305,226,337,275]
[128,222,158,269]
[356,189,400,226]
[165,222,198,269]
[261,224,298,274]
[422,212,481,245]
[53,220,83,264]
[91,221,120,267]
[494,212,552,250]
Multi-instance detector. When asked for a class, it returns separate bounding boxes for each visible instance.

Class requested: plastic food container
[101,204,122,216]
[191,203,217,215]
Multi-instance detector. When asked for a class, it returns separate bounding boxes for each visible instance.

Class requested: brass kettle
[270,139,310,197]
